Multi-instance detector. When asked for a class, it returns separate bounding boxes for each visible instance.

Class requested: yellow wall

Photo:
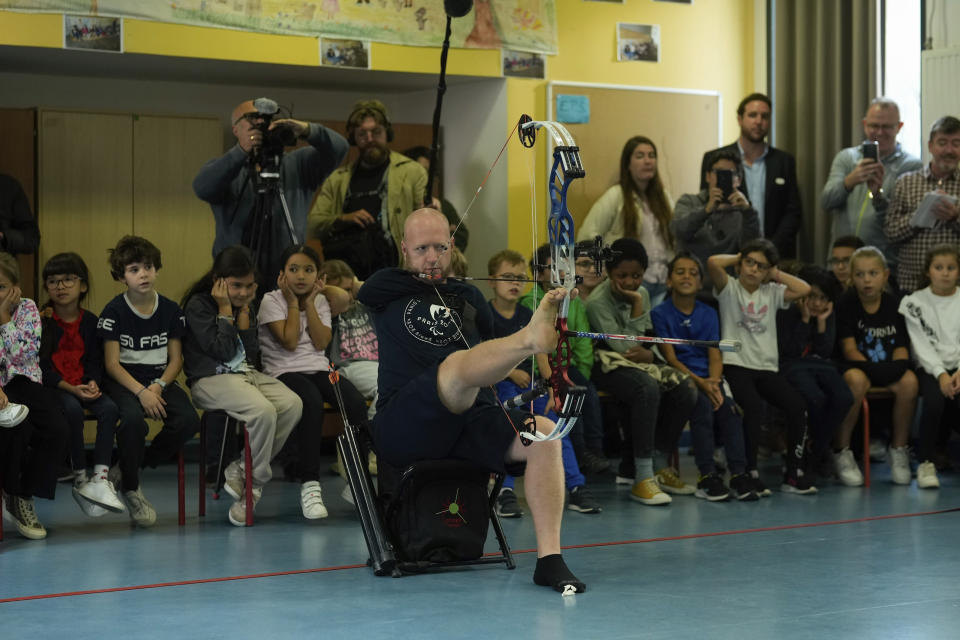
[506,0,757,254]
[1,1,757,256]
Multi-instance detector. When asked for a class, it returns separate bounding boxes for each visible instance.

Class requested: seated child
[775,265,854,484]
[651,252,757,501]
[181,246,303,525]
[586,238,698,505]
[258,245,370,517]
[827,235,865,290]
[99,236,200,527]
[898,244,960,489]
[834,246,917,485]
[520,244,608,474]
[487,249,601,516]
[38,252,122,516]
[707,239,815,495]
[0,252,69,540]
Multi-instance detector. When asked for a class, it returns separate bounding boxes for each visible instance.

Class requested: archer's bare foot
[525,287,567,353]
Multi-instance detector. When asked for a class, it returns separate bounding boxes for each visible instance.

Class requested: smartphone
[861,140,879,161]
[716,169,734,200]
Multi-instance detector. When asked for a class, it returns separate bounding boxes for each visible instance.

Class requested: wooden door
[38,110,133,315]
[132,115,220,307]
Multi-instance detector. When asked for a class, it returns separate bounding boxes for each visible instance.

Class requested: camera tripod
[238,157,300,276]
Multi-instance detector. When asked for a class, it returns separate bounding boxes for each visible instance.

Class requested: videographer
[193,98,348,279]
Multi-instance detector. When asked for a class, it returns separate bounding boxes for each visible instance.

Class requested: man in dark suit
[700,93,802,259]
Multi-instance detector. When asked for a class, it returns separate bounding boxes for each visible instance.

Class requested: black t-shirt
[97,292,187,384]
[836,289,907,362]
[357,268,493,411]
[489,301,533,375]
[343,161,388,225]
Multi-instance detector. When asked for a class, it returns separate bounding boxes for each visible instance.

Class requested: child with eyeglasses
[708,239,815,495]
[38,252,123,517]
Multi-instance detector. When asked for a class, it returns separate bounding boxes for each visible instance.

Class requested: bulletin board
[547,81,722,227]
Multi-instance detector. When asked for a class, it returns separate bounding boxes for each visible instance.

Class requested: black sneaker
[729,473,760,501]
[781,469,818,495]
[694,473,730,502]
[567,486,602,513]
[581,450,611,474]
[751,474,772,498]
[495,488,523,518]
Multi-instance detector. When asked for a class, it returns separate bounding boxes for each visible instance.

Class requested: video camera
[250,97,298,182]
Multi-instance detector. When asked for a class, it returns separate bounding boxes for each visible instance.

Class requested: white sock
[94,464,109,480]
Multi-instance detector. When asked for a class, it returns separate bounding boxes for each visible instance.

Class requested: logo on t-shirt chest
[119,332,168,349]
[404,299,462,346]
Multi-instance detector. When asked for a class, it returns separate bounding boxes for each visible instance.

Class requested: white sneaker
[223,460,244,501]
[869,439,888,462]
[228,486,262,527]
[0,402,29,428]
[340,483,355,505]
[300,481,329,519]
[832,448,864,486]
[76,475,125,513]
[916,461,940,489]
[888,446,912,485]
[72,484,108,517]
[123,487,157,527]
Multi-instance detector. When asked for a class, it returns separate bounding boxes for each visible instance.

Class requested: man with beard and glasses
[308,100,427,280]
[193,98,348,279]
[700,93,803,259]
[884,116,960,293]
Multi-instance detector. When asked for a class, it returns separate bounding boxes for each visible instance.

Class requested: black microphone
[444,0,473,18]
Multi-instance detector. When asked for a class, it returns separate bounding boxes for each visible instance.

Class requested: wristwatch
[152,378,167,390]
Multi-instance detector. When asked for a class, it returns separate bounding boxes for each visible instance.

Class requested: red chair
[179,413,254,526]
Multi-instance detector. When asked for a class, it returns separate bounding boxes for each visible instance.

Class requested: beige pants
[190,371,302,487]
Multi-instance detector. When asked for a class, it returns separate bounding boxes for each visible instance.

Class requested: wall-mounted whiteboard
[547,81,722,226]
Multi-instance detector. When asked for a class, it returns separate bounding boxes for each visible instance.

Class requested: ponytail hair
[180,245,258,309]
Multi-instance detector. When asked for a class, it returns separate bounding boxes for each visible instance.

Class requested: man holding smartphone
[821,97,921,275]
[700,93,803,259]
[673,149,760,296]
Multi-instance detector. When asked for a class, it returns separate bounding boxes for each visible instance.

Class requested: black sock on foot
[533,554,586,593]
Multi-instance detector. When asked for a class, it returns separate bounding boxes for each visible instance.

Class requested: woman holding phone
[671,149,760,298]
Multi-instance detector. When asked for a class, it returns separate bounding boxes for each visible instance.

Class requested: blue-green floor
[2,451,959,639]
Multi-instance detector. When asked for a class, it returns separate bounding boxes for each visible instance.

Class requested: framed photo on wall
[616,23,660,62]
[320,37,371,69]
[502,49,546,79]
[64,15,122,53]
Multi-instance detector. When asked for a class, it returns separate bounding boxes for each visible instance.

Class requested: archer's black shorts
[372,364,526,472]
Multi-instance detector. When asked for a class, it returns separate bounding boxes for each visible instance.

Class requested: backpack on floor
[381,459,492,566]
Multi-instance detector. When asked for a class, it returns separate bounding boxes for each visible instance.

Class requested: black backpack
[380,459,492,566]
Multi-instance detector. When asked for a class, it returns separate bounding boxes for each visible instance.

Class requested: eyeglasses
[355,127,386,141]
[864,122,897,132]
[233,112,263,126]
[742,256,771,271]
[827,257,851,266]
[45,276,80,289]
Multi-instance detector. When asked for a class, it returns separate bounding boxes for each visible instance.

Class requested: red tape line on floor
[2,506,957,604]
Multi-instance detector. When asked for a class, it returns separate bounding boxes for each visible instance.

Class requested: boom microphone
[444,0,473,18]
